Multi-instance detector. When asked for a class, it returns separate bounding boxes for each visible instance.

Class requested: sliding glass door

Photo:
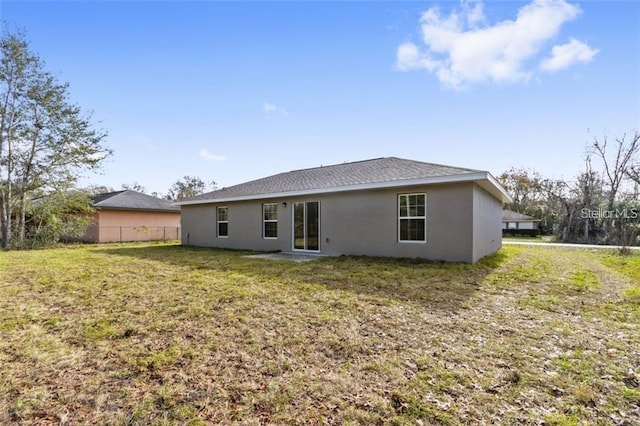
[293,201,319,251]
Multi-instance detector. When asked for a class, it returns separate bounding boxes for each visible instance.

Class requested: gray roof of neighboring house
[92,190,180,212]
[179,157,511,205]
[502,209,540,222]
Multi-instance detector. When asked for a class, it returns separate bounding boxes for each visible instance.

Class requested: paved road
[503,241,640,250]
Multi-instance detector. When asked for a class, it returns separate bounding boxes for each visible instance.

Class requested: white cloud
[540,38,599,71]
[199,149,226,161]
[263,102,289,117]
[396,0,597,89]
[396,42,439,72]
[461,0,485,28]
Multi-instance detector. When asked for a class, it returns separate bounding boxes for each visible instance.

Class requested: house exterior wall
[502,221,537,230]
[180,201,288,251]
[85,210,181,242]
[472,184,503,263]
[181,181,500,262]
[314,183,474,261]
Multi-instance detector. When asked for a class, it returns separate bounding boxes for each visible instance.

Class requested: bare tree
[590,131,640,243]
[627,160,640,186]
[121,182,146,193]
[86,184,114,195]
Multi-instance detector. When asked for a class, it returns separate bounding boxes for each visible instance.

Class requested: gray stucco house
[177,157,511,263]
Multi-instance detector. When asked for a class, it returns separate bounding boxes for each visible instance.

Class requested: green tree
[497,167,552,233]
[0,28,109,249]
[23,189,95,248]
[166,175,216,201]
[497,167,545,212]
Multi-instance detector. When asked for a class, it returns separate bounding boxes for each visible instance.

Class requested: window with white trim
[398,193,426,242]
[217,206,228,238]
[263,203,278,239]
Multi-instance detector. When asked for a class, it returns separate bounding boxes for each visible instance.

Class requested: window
[398,193,426,242]
[263,203,278,239]
[217,206,228,237]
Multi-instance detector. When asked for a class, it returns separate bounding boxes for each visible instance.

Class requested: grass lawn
[1,243,639,425]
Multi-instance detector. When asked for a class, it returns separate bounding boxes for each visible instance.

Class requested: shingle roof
[180,157,509,204]
[502,209,540,221]
[92,190,180,212]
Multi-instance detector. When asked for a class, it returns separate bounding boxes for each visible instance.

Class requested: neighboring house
[502,209,540,236]
[178,157,511,263]
[84,190,181,242]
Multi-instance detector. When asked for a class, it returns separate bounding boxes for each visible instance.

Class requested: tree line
[117,175,217,201]
[498,132,640,247]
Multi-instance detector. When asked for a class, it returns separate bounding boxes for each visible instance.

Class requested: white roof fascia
[176,172,510,206]
[478,173,513,204]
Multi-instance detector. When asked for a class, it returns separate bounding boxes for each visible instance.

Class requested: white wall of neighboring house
[503,221,537,230]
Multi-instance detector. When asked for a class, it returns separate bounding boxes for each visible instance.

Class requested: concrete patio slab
[245,252,326,262]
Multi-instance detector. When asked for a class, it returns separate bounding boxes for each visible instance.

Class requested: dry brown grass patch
[0,243,638,424]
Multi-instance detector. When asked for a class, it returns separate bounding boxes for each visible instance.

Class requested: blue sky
[2,0,639,195]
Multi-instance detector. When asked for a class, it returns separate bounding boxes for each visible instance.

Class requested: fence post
[120,227,122,243]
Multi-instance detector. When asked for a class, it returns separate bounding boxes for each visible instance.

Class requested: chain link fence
[89,226,181,243]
